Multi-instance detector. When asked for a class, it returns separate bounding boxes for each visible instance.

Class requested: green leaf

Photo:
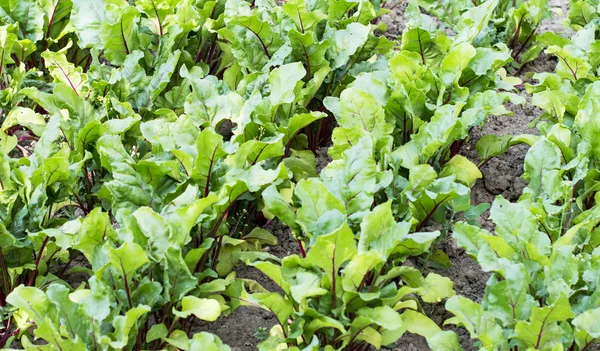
[306,222,356,285]
[401,309,441,339]
[489,196,545,251]
[164,330,190,350]
[283,150,317,182]
[146,323,168,343]
[46,284,92,340]
[97,134,155,218]
[110,305,151,349]
[74,208,117,264]
[71,0,106,48]
[164,248,198,302]
[279,112,326,147]
[189,332,232,351]
[342,250,383,292]
[0,25,18,69]
[251,260,290,294]
[440,42,476,85]
[132,206,171,258]
[41,0,73,40]
[8,0,45,42]
[572,307,600,349]
[427,331,464,351]
[420,273,455,303]
[2,107,46,136]
[440,155,482,187]
[358,201,410,260]
[336,88,392,140]
[43,48,88,96]
[99,4,139,65]
[107,241,149,279]
[392,105,460,168]
[34,317,87,350]
[268,62,306,106]
[78,277,112,323]
[445,296,506,350]
[219,14,283,72]
[165,193,218,247]
[523,139,562,197]
[327,23,370,70]
[173,296,222,322]
[322,136,378,222]
[247,292,294,326]
[6,285,50,324]
[286,267,328,304]
[134,50,181,109]
[454,0,499,43]
[184,76,243,129]
[282,0,326,31]
[288,29,330,79]
[262,185,300,234]
[295,178,346,238]
[514,295,574,350]
[467,47,512,77]
[357,305,403,331]
[475,134,513,162]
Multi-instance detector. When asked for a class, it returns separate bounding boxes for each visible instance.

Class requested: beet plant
[408,0,552,72]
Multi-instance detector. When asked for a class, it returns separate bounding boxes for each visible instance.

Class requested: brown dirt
[263,219,302,258]
[460,87,543,231]
[381,1,409,39]
[195,305,276,351]
[51,253,91,288]
[316,145,333,174]
[542,0,572,36]
[194,220,301,350]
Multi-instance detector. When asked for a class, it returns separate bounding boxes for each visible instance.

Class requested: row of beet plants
[0,0,394,348]
[446,2,600,350]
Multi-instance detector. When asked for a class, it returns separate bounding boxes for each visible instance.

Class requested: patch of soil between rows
[388,234,490,351]
[195,144,332,349]
[194,209,302,349]
[380,1,409,39]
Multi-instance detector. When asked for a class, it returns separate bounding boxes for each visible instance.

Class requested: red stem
[511,15,524,50]
[512,23,539,60]
[151,0,163,36]
[0,289,5,307]
[210,236,224,271]
[297,239,306,258]
[122,269,134,309]
[120,20,130,55]
[45,0,59,39]
[204,146,219,197]
[27,236,49,286]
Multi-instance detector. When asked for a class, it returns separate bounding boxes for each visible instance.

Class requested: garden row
[0,0,599,350]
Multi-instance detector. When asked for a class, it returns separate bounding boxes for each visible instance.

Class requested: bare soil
[194,220,300,350]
